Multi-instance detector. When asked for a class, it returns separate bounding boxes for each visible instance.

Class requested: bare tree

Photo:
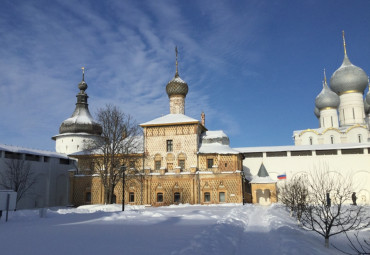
[300,169,369,248]
[85,104,142,204]
[0,158,36,204]
[333,231,370,255]
[279,175,308,222]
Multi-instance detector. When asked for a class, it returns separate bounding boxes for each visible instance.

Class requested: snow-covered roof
[199,131,240,154]
[234,142,370,153]
[140,114,199,126]
[250,164,277,184]
[198,144,240,154]
[250,176,277,184]
[0,143,69,159]
[69,136,144,156]
[293,125,368,135]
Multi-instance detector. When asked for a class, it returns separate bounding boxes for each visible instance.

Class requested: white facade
[319,108,339,128]
[53,133,102,155]
[236,143,370,205]
[0,144,76,209]
[338,92,366,126]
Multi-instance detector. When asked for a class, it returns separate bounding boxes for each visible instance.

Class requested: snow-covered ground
[0,204,368,255]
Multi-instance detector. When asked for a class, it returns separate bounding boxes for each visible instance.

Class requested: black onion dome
[59,73,102,135]
[330,54,368,95]
[59,106,102,135]
[166,73,188,97]
[315,81,340,110]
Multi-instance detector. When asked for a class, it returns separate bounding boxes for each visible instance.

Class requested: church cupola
[315,70,339,128]
[166,47,188,114]
[52,68,103,155]
[59,68,102,135]
[330,31,368,95]
[329,31,367,126]
[315,70,340,110]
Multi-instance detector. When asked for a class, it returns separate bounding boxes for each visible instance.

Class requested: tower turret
[52,68,102,154]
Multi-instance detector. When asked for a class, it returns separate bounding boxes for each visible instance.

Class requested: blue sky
[0,0,370,151]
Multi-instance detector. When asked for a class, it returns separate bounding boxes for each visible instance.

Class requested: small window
[204,192,211,203]
[330,136,334,144]
[155,161,161,170]
[4,151,22,159]
[309,137,313,145]
[224,163,227,167]
[157,193,164,203]
[178,160,185,170]
[44,156,50,162]
[167,140,173,152]
[174,192,181,203]
[59,158,70,165]
[207,159,214,169]
[219,192,225,203]
[129,192,135,203]
[129,161,135,168]
[85,192,91,203]
[25,154,40,161]
[90,161,95,171]
[112,195,117,204]
[358,135,362,143]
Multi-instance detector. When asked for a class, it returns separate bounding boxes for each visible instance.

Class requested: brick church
[61,50,270,207]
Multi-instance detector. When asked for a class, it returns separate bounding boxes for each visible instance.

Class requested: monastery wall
[242,148,370,204]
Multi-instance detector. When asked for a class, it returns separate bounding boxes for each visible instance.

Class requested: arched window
[330,136,334,144]
[157,193,163,203]
[178,153,186,170]
[309,137,313,145]
[219,192,225,203]
[174,192,181,203]
[204,192,211,203]
[154,154,162,170]
[358,134,362,143]
[129,192,135,202]
[85,192,91,203]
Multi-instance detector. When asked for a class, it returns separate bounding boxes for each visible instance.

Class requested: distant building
[68,50,248,206]
[238,33,370,205]
[61,34,370,207]
[293,32,370,145]
[0,144,75,209]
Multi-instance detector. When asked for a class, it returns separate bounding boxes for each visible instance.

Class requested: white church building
[237,33,370,204]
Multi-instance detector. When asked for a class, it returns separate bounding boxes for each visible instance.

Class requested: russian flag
[277,174,286,180]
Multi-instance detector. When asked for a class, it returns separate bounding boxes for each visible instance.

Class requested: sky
[0,0,370,151]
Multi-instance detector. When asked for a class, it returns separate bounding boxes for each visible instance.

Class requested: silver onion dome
[315,80,340,110]
[59,69,102,135]
[364,97,370,115]
[314,107,320,118]
[330,33,368,95]
[365,88,370,115]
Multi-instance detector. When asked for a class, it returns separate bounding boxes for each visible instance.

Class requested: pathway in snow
[173,204,339,255]
[174,205,249,255]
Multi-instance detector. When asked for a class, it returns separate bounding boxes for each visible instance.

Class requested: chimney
[201,112,205,126]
